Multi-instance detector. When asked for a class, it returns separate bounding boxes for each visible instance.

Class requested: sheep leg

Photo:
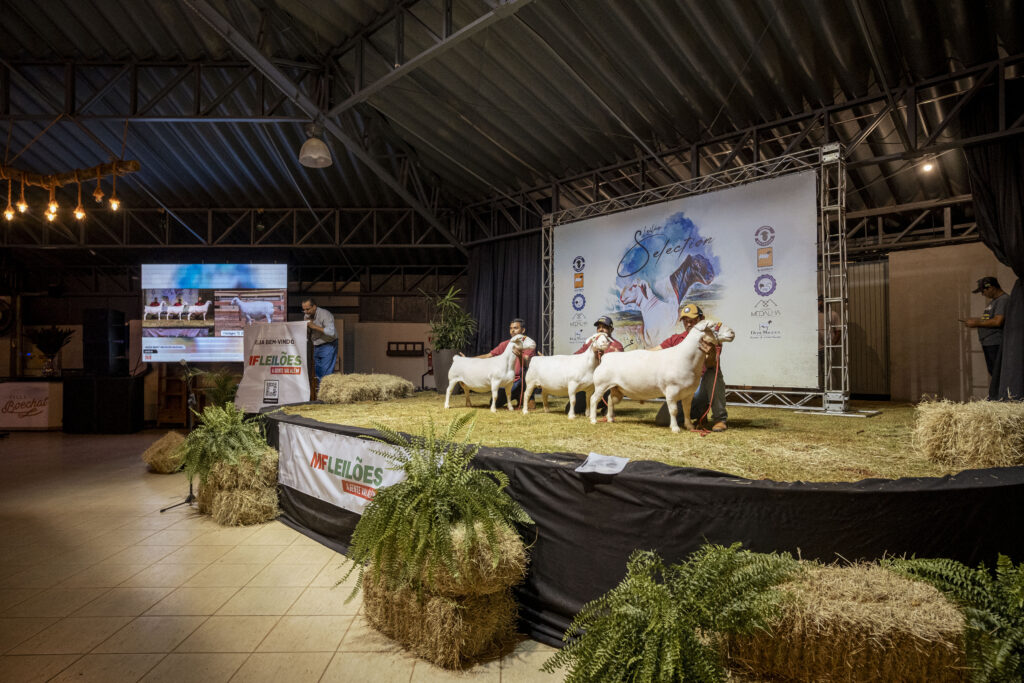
[504,383,515,411]
[679,394,695,432]
[522,382,537,415]
[444,381,455,409]
[462,383,472,407]
[489,382,500,413]
[605,388,616,423]
[541,390,550,413]
[666,398,681,433]
[566,382,578,420]
[590,384,607,424]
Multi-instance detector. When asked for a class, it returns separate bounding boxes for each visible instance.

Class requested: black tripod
[161,363,200,513]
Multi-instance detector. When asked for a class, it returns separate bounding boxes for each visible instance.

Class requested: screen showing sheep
[141,264,287,362]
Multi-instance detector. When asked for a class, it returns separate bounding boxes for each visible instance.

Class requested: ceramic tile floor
[0,430,562,683]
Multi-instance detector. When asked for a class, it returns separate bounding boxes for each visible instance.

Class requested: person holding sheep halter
[302,297,338,382]
[464,318,538,409]
[650,304,728,432]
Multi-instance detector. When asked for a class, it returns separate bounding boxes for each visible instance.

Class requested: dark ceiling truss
[325,0,537,118]
[294,264,468,297]
[845,194,977,256]
[0,207,458,250]
[183,0,469,257]
[456,53,1023,246]
[0,59,318,123]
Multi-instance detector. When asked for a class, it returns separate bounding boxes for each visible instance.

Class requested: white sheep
[231,297,274,324]
[187,301,211,321]
[522,332,612,419]
[590,319,735,432]
[143,302,166,320]
[165,303,186,320]
[445,334,535,413]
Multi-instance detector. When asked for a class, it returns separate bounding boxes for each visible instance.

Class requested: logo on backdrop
[757,247,773,268]
[754,225,775,246]
[572,255,586,272]
[574,273,584,288]
[570,312,588,328]
[751,298,782,318]
[612,212,720,348]
[307,449,384,501]
[572,293,586,311]
[1,395,47,419]
[754,274,777,297]
[749,319,781,339]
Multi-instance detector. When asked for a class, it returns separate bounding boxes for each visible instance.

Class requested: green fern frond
[544,544,797,683]
[887,554,1024,682]
[180,402,266,486]
[342,413,533,597]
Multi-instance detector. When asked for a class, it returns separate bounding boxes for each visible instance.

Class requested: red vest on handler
[489,339,536,380]
[659,331,690,348]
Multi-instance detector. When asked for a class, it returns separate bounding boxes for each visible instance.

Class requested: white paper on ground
[575,452,629,475]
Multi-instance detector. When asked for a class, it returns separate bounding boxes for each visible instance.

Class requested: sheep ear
[640,282,648,297]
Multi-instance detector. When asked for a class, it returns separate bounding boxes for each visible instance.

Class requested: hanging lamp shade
[299,124,332,168]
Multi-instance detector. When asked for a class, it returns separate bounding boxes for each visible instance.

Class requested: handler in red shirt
[650,304,728,432]
[466,318,537,409]
[566,315,624,415]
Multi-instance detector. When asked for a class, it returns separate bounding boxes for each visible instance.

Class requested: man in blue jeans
[301,297,338,383]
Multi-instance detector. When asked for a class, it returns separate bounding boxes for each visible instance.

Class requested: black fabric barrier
[265,410,1024,647]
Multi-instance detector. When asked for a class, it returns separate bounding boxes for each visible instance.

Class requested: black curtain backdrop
[467,233,542,354]
[963,81,1024,399]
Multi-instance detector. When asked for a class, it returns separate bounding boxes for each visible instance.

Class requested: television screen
[141,264,287,362]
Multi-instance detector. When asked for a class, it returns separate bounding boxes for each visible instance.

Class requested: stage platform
[264,408,1024,647]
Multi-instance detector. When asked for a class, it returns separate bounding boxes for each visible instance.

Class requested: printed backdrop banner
[0,382,62,429]
[553,171,819,388]
[277,421,406,514]
[235,321,310,412]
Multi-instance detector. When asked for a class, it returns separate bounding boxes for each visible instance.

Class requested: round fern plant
[180,402,267,488]
[344,412,534,595]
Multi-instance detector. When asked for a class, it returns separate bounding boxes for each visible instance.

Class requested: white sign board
[277,422,407,514]
[553,171,819,388]
[235,321,311,412]
[0,382,63,430]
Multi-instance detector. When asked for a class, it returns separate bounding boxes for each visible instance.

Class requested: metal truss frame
[0,207,459,249]
[541,146,849,412]
[464,54,1022,247]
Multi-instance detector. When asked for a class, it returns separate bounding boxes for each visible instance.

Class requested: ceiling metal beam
[183,0,468,257]
[326,0,536,117]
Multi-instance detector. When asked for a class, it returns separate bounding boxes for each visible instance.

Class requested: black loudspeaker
[83,308,128,376]
[62,376,144,434]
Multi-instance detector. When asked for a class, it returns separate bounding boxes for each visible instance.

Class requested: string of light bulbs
[1,160,139,222]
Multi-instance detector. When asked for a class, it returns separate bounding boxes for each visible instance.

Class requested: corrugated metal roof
[1,0,1021,269]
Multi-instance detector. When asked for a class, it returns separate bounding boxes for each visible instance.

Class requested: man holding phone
[301,297,338,382]
[963,276,1007,379]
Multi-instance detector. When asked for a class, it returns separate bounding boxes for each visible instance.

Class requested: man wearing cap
[650,304,728,432]
[466,317,538,409]
[964,277,1008,378]
[565,315,624,415]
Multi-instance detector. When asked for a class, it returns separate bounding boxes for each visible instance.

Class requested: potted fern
[345,413,533,669]
[25,326,75,377]
[423,286,477,394]
[181,402,279,525]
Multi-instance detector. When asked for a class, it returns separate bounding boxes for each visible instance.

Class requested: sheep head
[694,319,735,344]
[587,332,612,352]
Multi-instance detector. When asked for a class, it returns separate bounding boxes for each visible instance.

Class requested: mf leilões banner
[553,171,818,388]
[277,422,406,514]
[235,321,311,412]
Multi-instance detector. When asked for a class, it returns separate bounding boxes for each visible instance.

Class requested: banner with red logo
[235,321,311,412]
[0,381,63,430]
[277,421,406,514]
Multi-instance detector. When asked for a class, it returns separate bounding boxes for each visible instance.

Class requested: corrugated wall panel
[848,261,890,396]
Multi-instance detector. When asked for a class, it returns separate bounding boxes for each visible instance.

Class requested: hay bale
[195,481,214,515]
[210,488,280,526]
[423,521,528,596]
[141,431,185,473]
[913,399,1024,468]
[207,447,279,490]
[318,373,415,404]
[362,568,517,669]
[726,564,967,682]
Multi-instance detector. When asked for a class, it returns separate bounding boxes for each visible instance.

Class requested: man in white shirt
[301,298,338,382]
